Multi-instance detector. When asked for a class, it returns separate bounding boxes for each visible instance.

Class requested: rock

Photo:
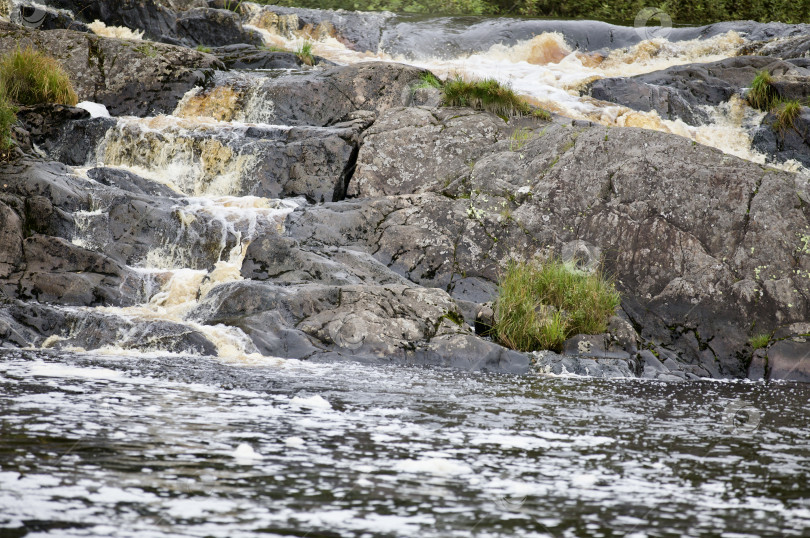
[190,62,426,127]
[189,280,528,373]
[752,106,810,167]
[243,4,394,53]
[639,350,668,378]
[0,22,224,116]
[12,3,90,32]
[287,109,810,377]
[0,201,24,279]
[14,104,91,154]
[175,7,262,47]
[747,349,768,380]
[87,167,180,199]
[586,56,802,125]
[94,118,360,202]
[532,351,637,378]
[42,0,259,47]
[349,108,509,198]
[741,35,810,60]
[766,340,810,382]
[208,44,332,69]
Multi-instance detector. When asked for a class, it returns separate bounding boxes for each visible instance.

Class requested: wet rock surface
[0,21,223,116]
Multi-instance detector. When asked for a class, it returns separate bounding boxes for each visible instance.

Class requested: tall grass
[0,46,78,106]
[747,71,779,111]
[296,41,315,66]
[0,86,17,158]
[442,76,550,120]
[774,99,802,132]
[493,258,620,352]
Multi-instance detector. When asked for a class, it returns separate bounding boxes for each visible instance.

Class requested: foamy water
[1,350,808,537]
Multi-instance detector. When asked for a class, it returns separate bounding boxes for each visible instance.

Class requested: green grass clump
[296,41,315,66]
[259,44,290,53]
[0,46,77,106]
[749,333,771,350]
[774,99,802,132]
[414,71,443,90]
[196,45,213,53]
[493,258,620,352]
[747,71,780,111]
[0,86,17,159]
[442,76,550,120]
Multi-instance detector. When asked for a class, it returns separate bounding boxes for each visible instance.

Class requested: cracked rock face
[284,108,810,378]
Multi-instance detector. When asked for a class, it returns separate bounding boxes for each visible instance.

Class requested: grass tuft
[0,46,78,106]
[296,41,315,66]
[0,86,17,159]
[414,71,443,90]
[196,45,212,53]
[774,99,802,132]
[493,258,620,352]
[508,127,532,151]
[747,70,779,111]
[442,75,550,120]
[749,333,771,350]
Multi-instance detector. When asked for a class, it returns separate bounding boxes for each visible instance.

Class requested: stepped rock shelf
[2,0,810,382]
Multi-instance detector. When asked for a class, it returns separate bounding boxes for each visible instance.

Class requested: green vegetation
[508,127,532,151]
[747,71,779,111]
[774,99,802,131]
[296,41,315,66]
[0,86,17,159]
[493,258,620,352]
[135,43,159,58]
[196,45,213,53]
[259,44,290,52]
[223,0,243,11]
[264,0,810,23]
[414,71,442,90]
[442,76,549,120]
[0,46,77,106]
[749,333,772,350]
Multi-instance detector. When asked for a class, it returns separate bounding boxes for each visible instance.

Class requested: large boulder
[0,21,223,116]
[189,280,529,373]
[285,109,810,380]
[752,106,810,167]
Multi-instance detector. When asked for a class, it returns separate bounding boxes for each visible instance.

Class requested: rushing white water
[244,6,798,169]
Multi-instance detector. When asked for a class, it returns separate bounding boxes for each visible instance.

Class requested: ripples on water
[1,350,808,537]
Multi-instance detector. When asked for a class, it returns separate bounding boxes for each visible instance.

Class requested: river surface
[1,349,809,537]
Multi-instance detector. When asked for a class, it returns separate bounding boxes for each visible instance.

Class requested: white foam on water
[290,394,333,410]
[76,101,111,118]
[394,458,473,476]
[87,19,144,40]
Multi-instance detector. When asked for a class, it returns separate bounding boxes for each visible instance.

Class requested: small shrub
[774,99,802,132]
[196,45,213,53]
[296,41,315,66]
[0,86,17,158]
[749,333,771,350]
[747,71,779,111]
[442,76,550,120]
[0,47,78,106]
[494,258,620,352]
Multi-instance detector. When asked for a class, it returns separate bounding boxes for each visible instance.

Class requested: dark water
[1,349,809,537]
